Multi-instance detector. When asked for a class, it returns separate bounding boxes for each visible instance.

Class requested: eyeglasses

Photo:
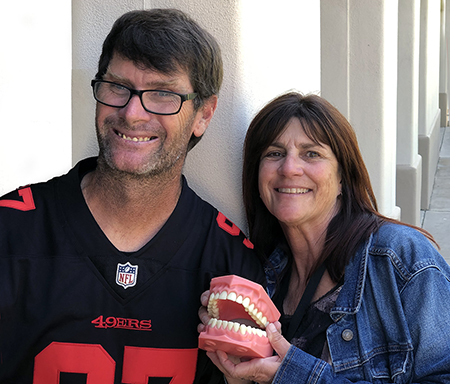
[91,80,198,115]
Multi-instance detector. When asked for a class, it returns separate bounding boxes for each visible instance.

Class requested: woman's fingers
[266,322,291,359]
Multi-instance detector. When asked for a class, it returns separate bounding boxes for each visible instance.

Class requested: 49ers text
[92,315,151,331]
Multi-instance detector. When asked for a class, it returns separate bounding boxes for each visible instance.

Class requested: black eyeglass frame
[91,79,198,116]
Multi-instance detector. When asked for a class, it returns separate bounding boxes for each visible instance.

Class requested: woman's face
[258,118,342,231]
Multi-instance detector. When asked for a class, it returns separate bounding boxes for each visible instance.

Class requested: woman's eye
[306,151,320,158]
[265,151,283,158]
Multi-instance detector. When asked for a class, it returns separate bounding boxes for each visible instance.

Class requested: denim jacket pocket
[329,319,413,383]
[369,346,412,384]
[330,345,412,383]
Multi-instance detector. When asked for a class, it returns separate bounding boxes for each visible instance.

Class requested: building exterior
[0,0,447,230]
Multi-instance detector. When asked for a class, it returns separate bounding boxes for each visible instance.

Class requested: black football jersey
[0,157,265,384]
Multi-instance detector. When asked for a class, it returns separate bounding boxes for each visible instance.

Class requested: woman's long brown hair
[243,92,436,282]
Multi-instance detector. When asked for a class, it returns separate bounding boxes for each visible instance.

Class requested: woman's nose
[278,155,304,176]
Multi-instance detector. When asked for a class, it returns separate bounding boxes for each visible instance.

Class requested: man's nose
[120,94,151,123]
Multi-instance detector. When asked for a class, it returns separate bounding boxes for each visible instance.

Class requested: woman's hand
[206,322,292,384]
[197,290,211,333]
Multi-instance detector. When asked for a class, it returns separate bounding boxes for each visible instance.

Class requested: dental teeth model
[199,275,280,359]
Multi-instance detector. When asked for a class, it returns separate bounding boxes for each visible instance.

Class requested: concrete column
[396,0,422,226]
[322,0,401,219]
[440,0,448,127]
[418,0,442,209]
[446,0,450,120]
[321,0,350,117]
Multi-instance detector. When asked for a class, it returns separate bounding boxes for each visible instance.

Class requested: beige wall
[72,0,321,230]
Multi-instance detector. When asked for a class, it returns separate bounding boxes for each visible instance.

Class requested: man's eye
[109,83,128,94]
[156,91,172,97]
[147,91,178,103]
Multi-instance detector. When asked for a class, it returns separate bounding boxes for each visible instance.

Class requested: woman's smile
[276,187,310,194]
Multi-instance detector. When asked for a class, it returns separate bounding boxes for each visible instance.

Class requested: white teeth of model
[227,292,237,301]
[207,318,267,338]
[207,291,271,332]
[219,291,228,300]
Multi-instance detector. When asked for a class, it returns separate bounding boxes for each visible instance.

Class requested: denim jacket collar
[266,234,372,316]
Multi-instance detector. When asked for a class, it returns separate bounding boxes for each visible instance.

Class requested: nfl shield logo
[116,262,138,289]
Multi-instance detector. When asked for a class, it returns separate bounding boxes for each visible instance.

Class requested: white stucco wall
[72,0,321,231]
[0,1,71,196]
[322,0,400,219]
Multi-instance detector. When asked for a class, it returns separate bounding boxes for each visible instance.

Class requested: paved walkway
[421,126,450,264]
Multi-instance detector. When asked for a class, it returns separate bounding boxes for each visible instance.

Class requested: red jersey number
[216,212,254,249]
[0,186,35,211]
[33,342,197,384]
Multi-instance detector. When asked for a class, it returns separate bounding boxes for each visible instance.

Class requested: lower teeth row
[208,318,267,338]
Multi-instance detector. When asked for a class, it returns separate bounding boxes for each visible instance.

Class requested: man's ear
[192,95,218,138]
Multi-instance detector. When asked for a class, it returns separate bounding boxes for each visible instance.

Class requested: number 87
[34,342,197,383]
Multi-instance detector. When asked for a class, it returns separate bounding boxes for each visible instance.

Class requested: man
[0,9,264,384]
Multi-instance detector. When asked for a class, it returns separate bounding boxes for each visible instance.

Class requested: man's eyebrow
[104,72,180,89]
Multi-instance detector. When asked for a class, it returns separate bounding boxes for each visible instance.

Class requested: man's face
[95,54,211,177]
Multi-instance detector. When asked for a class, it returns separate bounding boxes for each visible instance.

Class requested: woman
[204,92,450,383]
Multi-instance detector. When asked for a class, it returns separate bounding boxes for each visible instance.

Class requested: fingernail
[267,323,276,333]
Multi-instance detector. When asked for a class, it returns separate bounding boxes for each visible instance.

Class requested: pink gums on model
[199,275,280,359]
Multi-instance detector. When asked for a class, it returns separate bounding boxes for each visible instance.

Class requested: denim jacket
[266,223,450,383]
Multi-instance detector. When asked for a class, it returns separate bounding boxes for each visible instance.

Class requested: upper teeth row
[208,291,269,328]
[117,132,153,142]
[278,188,309,194]
[208,317,267,338]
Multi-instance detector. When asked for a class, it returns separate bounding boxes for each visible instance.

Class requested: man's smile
[114,129,158,142]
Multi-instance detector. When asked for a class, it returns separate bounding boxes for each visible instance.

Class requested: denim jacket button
[342,329,354,341]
